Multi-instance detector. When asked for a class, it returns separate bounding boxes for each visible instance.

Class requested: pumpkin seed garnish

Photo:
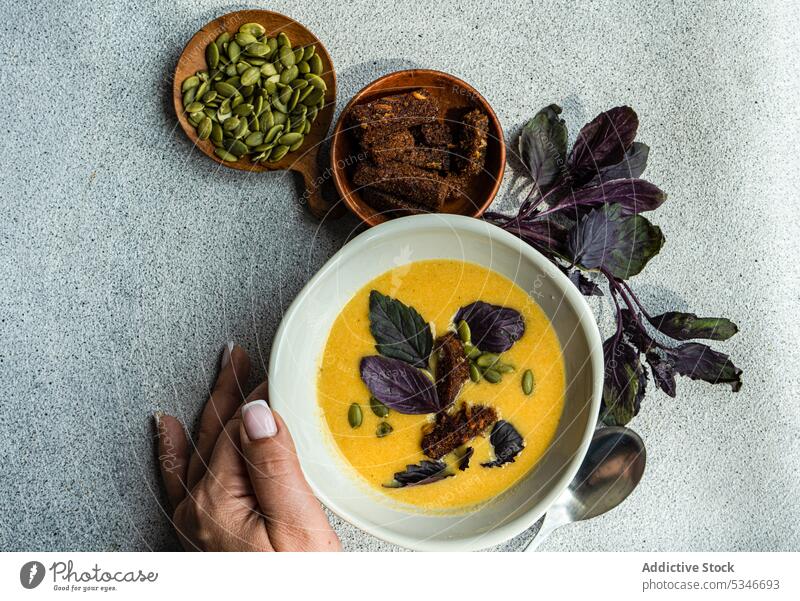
[369,396,390,418]
[469,363,481,383]
[457,320,471,344]
[522,369,534,395]
[376,422,393,438]
[495,362,515,374]
[464,343,481,360]
[483,368,502,384]
[348,403,363,428]
[476,353,500,368]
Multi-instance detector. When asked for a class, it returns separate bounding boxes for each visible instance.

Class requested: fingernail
[242,400,278,440]
[221,341,235,368]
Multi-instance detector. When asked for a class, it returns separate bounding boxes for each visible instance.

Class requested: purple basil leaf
[549,178,666,217]
[383,459,453,488]
[664,342,742,392]
[601,335,647,426]
[568,106,639,184]
[620,308,655,353]
[646,352,677,397]
[568,269,603,296]
[454,301,525,353]
[481,421,525,468]
[359,356,441,414]
[519,104,568,193]
[566,204,664,280]
[647,311,738,342]
[368,290,433,367]
[457,446,474,471]
[588,142,650,185]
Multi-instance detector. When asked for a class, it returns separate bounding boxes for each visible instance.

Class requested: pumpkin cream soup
[317,259,565,511]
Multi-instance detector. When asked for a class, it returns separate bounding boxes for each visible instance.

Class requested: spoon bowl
[173,10,338,218]
[564,426,647,521]
[525,426,646,551]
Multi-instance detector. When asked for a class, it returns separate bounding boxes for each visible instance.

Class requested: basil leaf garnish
[454,301,525,353]
[383,460,453,488]
[359,355,441,414]
[481,421,525,468]
[368,290,432,367]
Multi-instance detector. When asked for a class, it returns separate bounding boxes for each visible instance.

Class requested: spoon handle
[523,513,563,552]
[292,160,344,219]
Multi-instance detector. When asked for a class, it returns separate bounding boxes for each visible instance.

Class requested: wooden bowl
[173,9,338,219]
[330,69,506,227]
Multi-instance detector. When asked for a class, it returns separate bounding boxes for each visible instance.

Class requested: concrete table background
[1,0,798,551]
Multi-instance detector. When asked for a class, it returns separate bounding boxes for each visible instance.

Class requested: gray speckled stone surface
[1,0,798,552]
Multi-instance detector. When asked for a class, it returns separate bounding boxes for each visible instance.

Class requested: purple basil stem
[454,301,525,353]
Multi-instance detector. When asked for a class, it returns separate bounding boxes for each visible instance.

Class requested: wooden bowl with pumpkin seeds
[173,9,338,218]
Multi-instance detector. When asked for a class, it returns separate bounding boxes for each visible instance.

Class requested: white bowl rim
[269,213,604,551]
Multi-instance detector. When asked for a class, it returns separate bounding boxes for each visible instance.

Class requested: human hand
[155,343,341,551]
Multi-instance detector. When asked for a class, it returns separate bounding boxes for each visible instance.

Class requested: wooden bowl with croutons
[331,69,506,227]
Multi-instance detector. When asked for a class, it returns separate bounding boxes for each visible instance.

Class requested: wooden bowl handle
[293,159,345,220]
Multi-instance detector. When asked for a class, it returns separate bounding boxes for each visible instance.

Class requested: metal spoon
[524,426,646,551]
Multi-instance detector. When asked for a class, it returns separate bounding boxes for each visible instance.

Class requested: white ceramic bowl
[269,214,603,550]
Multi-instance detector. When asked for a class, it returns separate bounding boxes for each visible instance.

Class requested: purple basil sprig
[484,104,742,426]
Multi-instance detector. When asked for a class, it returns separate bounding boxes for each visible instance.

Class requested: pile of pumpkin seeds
[456,320,524,387]
[180,22,327,163]
[348,397,393,438]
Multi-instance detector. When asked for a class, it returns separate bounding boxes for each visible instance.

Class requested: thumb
[239,400,341,551]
